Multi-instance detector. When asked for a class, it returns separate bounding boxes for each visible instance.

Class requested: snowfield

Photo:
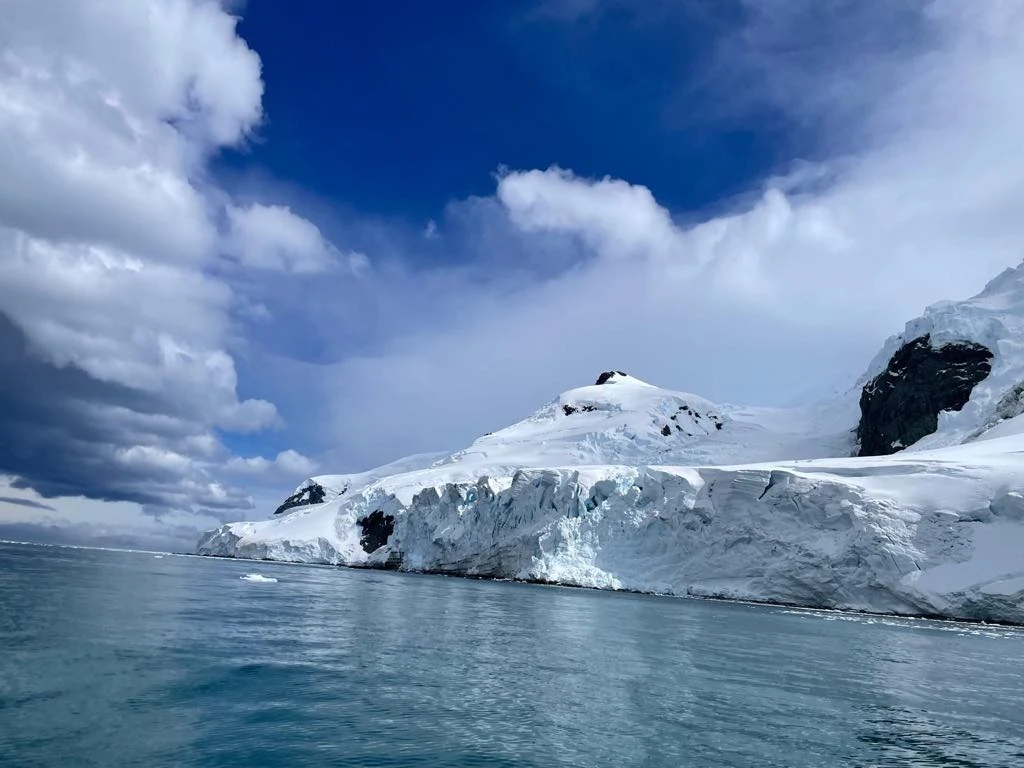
[198,266,1024,623]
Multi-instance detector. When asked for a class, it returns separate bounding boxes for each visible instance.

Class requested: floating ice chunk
[240,573,278,583]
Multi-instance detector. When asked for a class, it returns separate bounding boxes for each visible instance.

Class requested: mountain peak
[595,370,629,385]
[593,370,653,387]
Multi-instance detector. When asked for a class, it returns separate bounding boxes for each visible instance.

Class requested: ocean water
[2,543,1024,767]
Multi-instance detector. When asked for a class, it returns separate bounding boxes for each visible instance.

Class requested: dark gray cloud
[0,311,250,511]
[0,496,56,511]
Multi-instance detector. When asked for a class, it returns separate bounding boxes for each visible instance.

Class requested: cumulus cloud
[224,203,367,274]
[499,169,679,262]
[0,0,348,528]
[0,0,261,259]
[225,449,319,477]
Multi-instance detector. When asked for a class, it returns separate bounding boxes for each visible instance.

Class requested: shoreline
[192,549,1024,629]
[6,540,1015,628]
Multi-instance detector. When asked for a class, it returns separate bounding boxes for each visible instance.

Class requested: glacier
[198,264,1024,623]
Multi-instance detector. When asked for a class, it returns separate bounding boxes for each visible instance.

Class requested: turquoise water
[2,542,1024,767]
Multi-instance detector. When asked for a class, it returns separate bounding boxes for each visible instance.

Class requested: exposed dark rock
[595,370,628,385]
[857,334,993,456]
[661,424,672,436]
[358,510,395,553]
[562,404,596,416]
[274,482,328,515]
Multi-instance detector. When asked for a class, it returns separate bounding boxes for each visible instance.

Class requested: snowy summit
[199,263,1024,623]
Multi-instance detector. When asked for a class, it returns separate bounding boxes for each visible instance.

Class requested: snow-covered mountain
[198,263,1024,623]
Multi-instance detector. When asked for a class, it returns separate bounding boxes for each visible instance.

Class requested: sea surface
[2,542,1024,767]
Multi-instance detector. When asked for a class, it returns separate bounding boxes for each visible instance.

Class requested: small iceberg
[240,573,278,583]
[153,555,164,559]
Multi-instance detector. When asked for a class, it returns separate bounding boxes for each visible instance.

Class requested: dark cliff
[857,334,992,456]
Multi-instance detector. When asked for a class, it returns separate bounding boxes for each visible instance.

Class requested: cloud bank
[0,0,322,528]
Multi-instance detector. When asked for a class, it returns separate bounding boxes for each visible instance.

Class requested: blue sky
[212,0,787,462]
[1,0,1023,548]
[220,1,778,221]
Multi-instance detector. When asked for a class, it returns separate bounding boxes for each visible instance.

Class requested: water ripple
[2,542,1024,767]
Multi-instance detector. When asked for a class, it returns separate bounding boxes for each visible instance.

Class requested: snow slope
[266,371,858,515]
[198,266,1024,623]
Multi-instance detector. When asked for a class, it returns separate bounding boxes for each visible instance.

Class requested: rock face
[273,482,328,515]
[857,335,993,456]
[562,404,596,416]
[595,370,628,385]
[358,510,395,553]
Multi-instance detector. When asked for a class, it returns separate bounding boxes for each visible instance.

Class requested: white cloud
[0,0,340,523]
[498,168,679,263]
[275,449,319,476]
[0,0,263,261]
[225,203,366,274]
[114,445,194,476]
[0,0,264,147]
[225,450,319,477]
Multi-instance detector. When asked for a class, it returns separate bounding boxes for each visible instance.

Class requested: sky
[2,0,1024,550]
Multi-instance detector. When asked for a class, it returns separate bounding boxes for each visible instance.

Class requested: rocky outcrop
[595,370,628,385]
[358,510,395,553]
[857,335,992,456]
[273,482,328,515]
[562,404,596,416]
[670,403,724,432]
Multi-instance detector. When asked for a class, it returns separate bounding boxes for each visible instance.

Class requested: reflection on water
[1,543,1024,767]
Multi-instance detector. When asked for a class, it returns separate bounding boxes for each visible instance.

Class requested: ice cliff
[198,264,1024,623]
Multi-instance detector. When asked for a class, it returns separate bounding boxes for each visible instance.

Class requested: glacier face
[198,269,1024,623]
[198,436,1024,623]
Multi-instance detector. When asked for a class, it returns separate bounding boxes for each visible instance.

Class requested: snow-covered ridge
[858,265,1024,451]
[273,370,859,515]
[198,265,1024,623]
